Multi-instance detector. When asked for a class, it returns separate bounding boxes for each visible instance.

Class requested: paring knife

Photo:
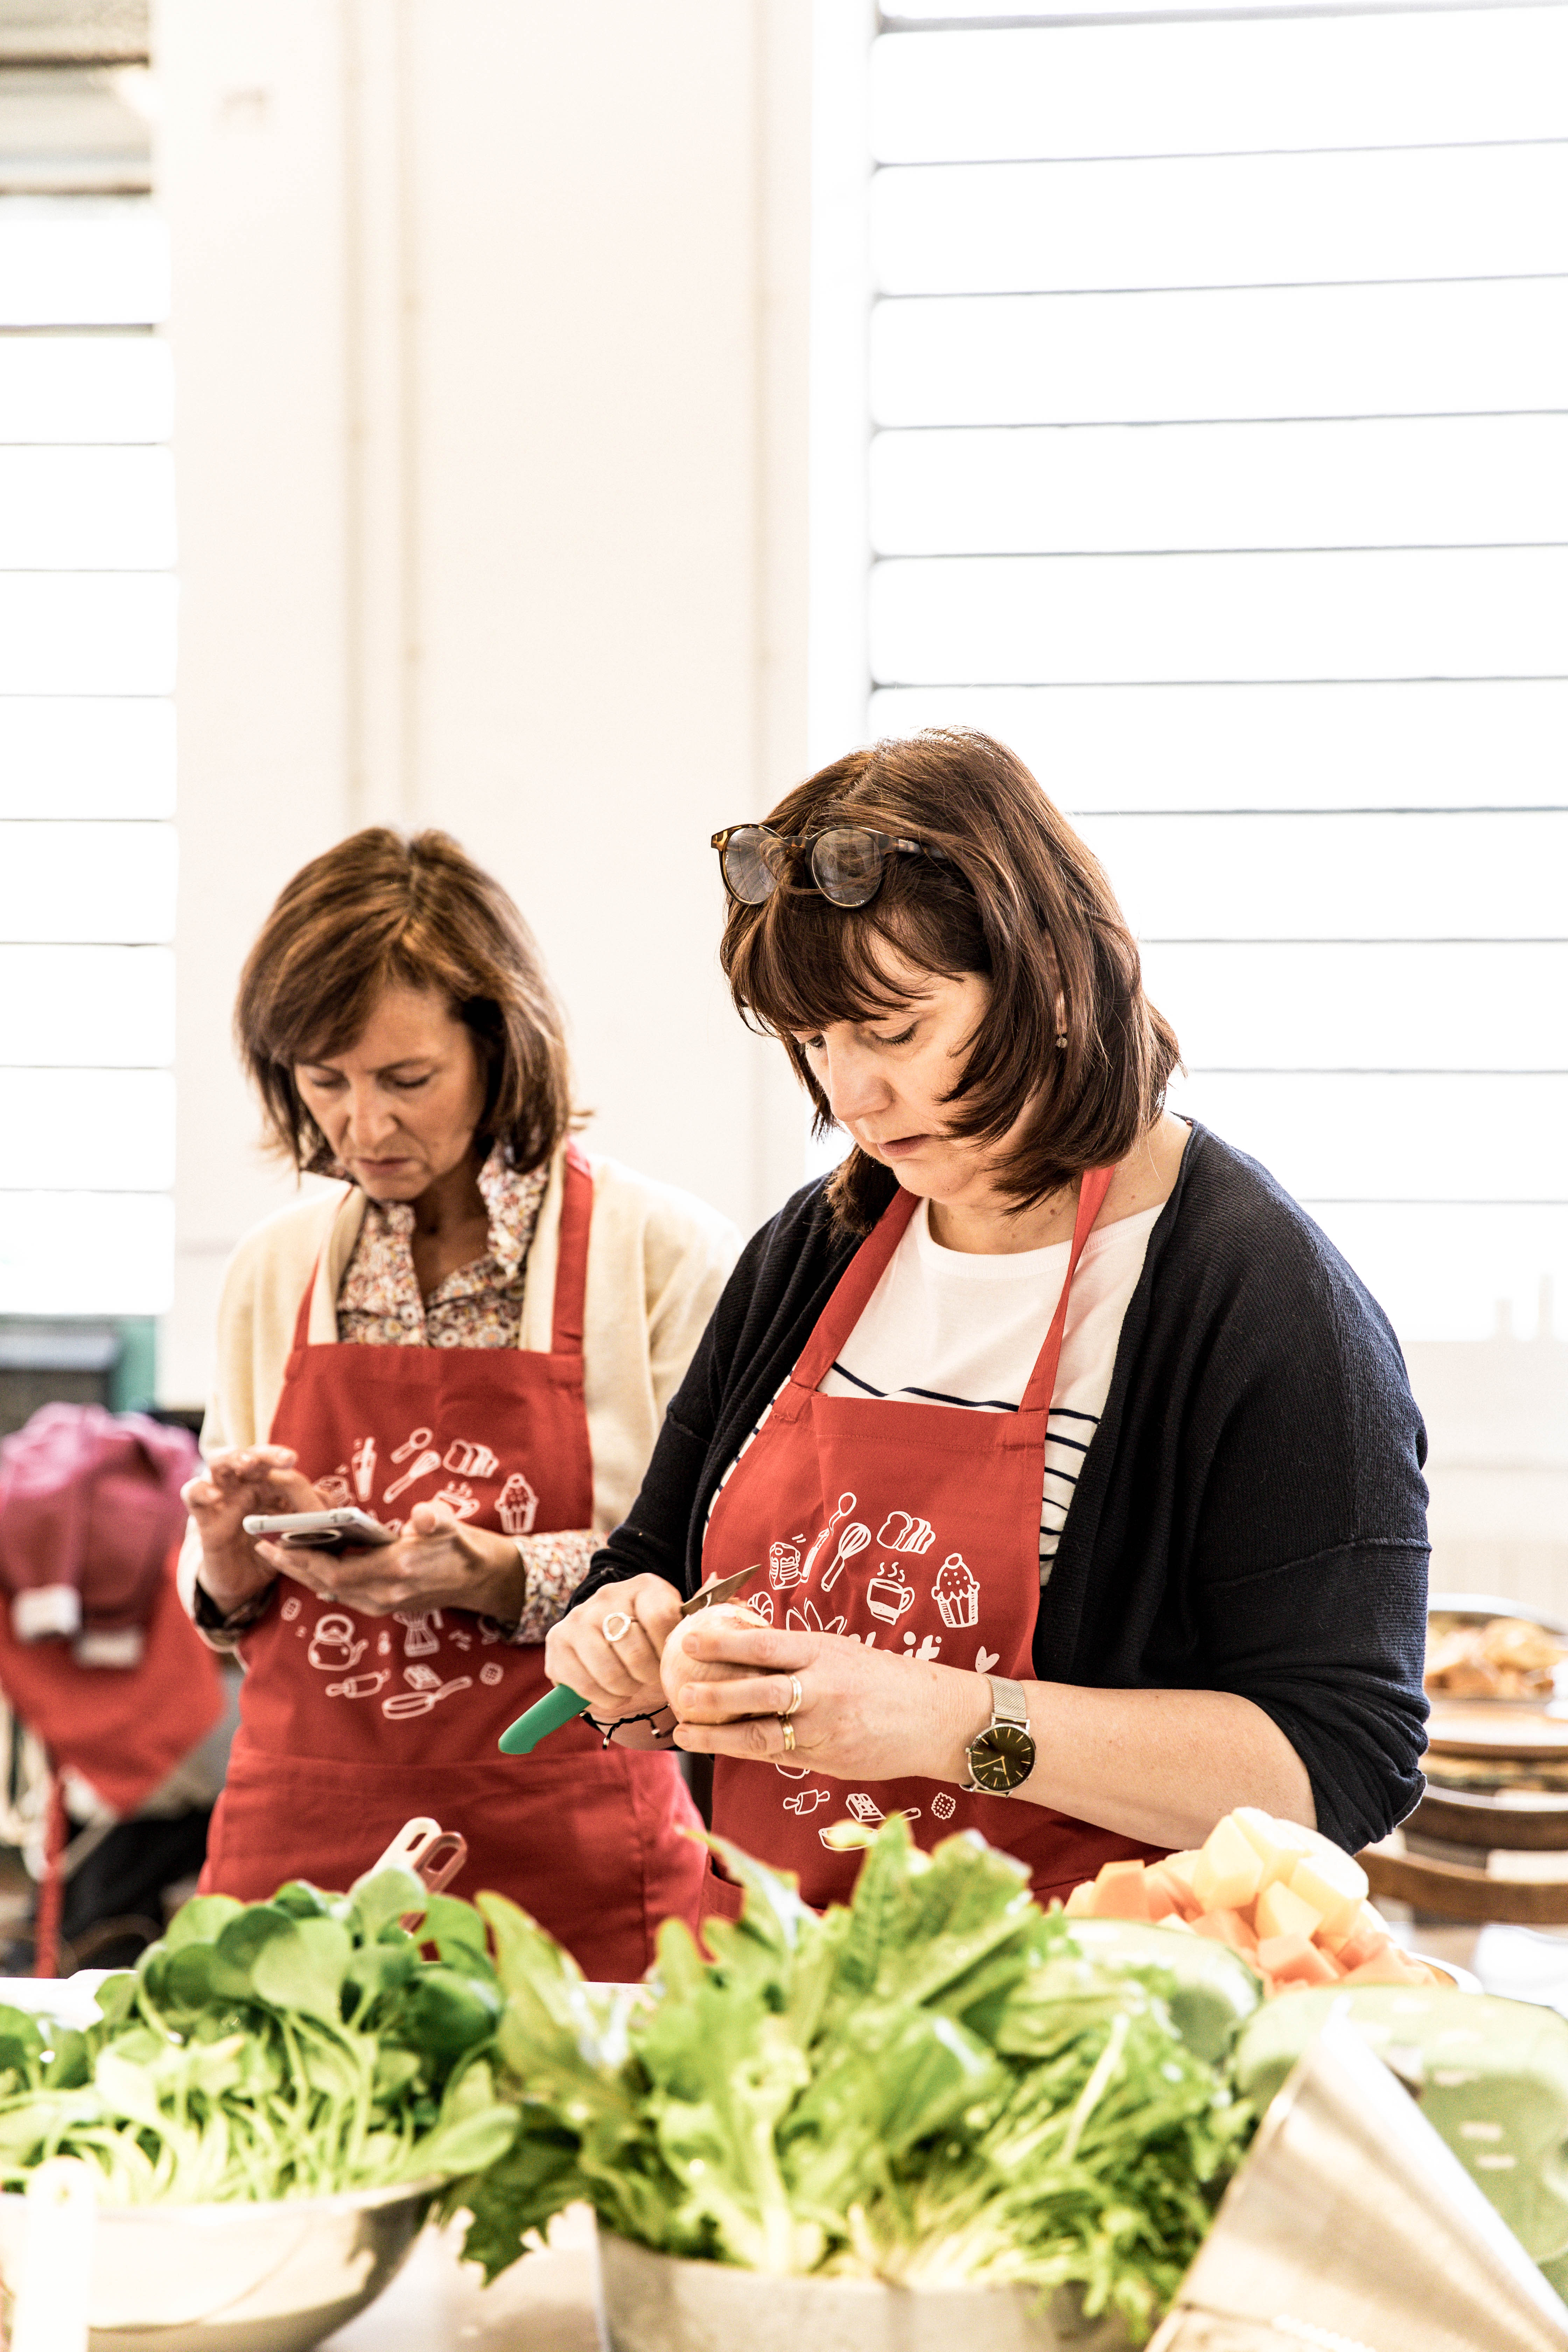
[497,1562,762,1756]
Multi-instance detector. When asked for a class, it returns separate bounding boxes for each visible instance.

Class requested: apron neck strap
[550,1140,595,1357]
[791,1184,922,1391]
[1018,1164,1116,1414]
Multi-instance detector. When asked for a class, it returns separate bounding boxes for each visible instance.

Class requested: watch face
[969,1721,1036,1794]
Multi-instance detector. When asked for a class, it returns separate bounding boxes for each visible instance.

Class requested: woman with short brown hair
[547,731,1429,1918]
[180,827,737,1976]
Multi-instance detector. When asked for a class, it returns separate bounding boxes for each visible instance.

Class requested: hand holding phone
[242,1507,398,1550]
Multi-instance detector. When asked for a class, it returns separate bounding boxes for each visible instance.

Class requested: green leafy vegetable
[0,1867,518,2207]
[460,1822,1252,2341]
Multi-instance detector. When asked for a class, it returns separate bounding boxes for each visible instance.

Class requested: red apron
[701,1167,1166,1919]
[201,1144,705,1981]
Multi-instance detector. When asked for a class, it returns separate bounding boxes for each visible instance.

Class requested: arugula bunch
[461,1822,1252,2339]
[0,1867,519,2205]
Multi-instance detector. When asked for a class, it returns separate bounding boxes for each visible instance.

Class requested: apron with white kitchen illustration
[699,1166,1167,1920]
[201,1142,706,1980]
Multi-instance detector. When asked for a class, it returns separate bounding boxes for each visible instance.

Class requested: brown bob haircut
[721,730,1180,1232]
[236,827,573,1178]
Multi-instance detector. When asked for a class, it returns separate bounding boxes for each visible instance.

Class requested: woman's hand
[183,1446,320,1615]
[668,1617,988,1785]
[544,1574,684,1724]
[254,1501,526,1621]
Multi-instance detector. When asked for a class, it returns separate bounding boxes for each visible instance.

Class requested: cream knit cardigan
[177,1146,740,1622]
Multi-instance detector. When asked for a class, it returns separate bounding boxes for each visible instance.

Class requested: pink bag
[0,1403,198,1666]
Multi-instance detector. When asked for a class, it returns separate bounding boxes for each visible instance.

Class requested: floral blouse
[333,1150,594,1643]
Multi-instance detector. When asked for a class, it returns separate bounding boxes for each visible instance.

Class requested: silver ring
[602,1610,634,1644]
[779,1716,795,1755]
[783,1674,803,1719]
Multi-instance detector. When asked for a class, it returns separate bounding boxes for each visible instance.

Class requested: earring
[1055,1034,1068,1051]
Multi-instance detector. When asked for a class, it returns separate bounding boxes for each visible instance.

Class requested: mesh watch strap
[986,1675,1030,1729]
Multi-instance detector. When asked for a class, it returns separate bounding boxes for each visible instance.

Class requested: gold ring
[783,1674,803,1719]
[603,1610,634,1644]
[779,1716,795,1755]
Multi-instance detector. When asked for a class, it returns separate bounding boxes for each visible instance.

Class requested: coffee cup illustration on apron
[866,1564,916,1625]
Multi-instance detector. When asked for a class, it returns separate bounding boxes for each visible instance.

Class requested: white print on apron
[803,1493,855,1578]
[932,1554,980,1627]
[819,1523,870,1591]
[878,1510,935,1555]
[444,1438,498,1477]
[308,1614,365,1671]
[497,1472,538,1534]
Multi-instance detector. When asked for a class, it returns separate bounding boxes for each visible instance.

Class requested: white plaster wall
[154,0,812,1406]
[1406,1329,1568,1616]
[155,0,355,1405]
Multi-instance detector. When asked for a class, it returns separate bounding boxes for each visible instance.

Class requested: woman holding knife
[546,731,1429,1919]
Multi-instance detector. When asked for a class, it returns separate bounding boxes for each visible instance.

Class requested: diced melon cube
[1319,1900,1380,1956]
[1332,1907,1399,1972]
[1231,1808,1321,1890]
[1256,1932,1339,1986]
[1088,1861,1151,1921]
[1192,1907,1259,1957]
[1288,1847,1368,1940]
[1192,1815,1265,1912]
[1341,1950,1433,1988]
[1161,1850,1203,1891]
[1063,1880,1097,1917]
[1255,1878,1325,1944]
[1143,1861,1200,1921]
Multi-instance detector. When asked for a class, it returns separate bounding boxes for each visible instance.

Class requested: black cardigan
[575,1125,1431,1852]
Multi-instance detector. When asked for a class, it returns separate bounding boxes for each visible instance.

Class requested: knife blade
[497,1563,763,1757]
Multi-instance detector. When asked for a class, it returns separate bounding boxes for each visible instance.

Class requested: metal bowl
[594,2228,1129,2352]
[0,2176,435,2352]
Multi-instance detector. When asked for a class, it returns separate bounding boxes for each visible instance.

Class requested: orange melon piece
[1192,1907,1259,1958]
[1087,1860,1152,1921]
[1340,1950,1434,1987]
[1334,1916,1396,1973]
[1143,1861,1201,1921]
[1256,1932,1340,1986]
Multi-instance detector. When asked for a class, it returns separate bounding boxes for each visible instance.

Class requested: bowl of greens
[0,1863,521,2350]
[458,1822,1258,2349]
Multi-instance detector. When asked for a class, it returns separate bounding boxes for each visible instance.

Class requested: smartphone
[242,1507,398,1549]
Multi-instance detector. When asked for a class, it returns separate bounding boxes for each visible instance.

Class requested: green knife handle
[498,1684,591,1756]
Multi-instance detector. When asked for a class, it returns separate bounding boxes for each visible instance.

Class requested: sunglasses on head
[710,823,951,910]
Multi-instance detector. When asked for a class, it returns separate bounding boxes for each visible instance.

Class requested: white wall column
[155,0,812,1406]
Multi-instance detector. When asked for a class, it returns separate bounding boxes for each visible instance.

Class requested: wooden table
[323,2208,601,2352]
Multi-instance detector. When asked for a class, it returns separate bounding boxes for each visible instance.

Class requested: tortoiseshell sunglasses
[710,824,951,910]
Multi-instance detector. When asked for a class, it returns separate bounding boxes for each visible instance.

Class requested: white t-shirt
[818,1198,1162,1584]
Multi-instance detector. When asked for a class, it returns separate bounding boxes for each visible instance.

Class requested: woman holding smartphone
[180,827,736,1978]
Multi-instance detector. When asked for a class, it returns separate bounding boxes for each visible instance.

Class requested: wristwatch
[962,1675,1037,1796]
